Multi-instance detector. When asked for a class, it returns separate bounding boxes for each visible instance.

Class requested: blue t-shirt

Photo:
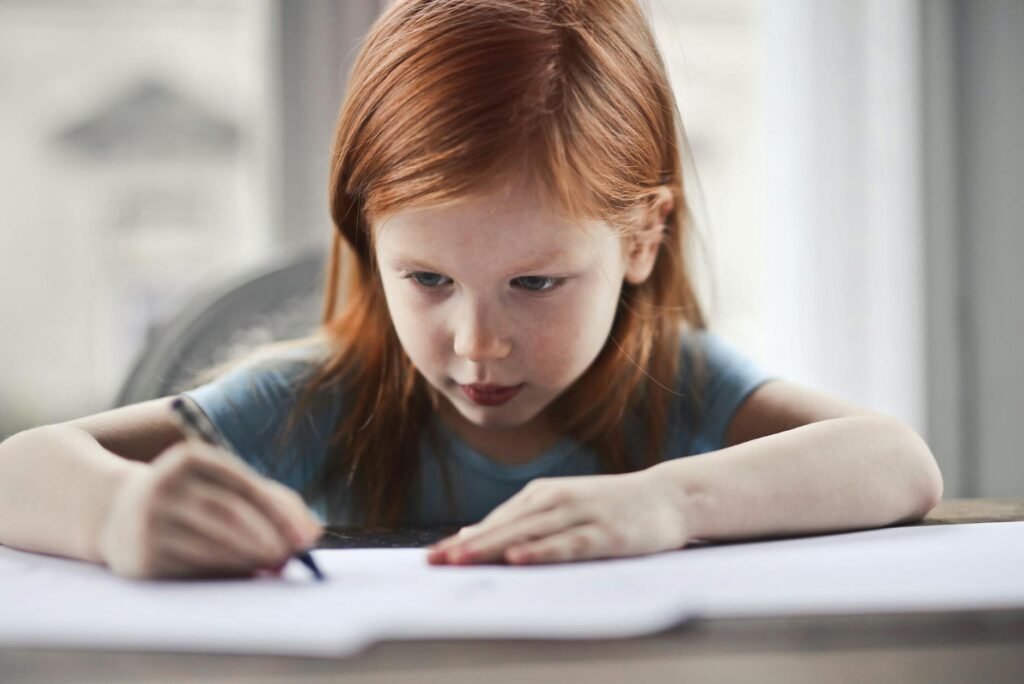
[182,331,772,525]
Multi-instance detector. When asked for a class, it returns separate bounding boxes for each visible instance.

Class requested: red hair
[293,0,706,525]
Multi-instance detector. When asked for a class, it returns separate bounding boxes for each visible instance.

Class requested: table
[2,498,1022,683]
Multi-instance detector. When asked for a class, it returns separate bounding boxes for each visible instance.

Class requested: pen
[169,396,325,581]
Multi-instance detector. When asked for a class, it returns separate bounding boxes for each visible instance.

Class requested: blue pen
[170,396,325,581]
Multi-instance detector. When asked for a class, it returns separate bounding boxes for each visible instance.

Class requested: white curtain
[759,0,926,433]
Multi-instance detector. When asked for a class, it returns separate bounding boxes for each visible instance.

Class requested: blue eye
[407,272,452,288]
[401,271,565,294]
[513,276,564,293]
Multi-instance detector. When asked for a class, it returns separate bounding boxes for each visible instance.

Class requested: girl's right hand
[97,440,323,579]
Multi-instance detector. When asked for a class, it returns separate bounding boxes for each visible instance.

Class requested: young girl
[0,0,942,579]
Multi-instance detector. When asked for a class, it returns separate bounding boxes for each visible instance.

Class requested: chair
[115,245,327,406]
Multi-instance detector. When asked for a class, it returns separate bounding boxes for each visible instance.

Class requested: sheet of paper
[639,520,1024,617]
[1,521,1021,657]
[0,542,695,657]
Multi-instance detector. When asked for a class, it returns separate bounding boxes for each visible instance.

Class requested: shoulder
[677,328,770,398]
[180,340,343,488]
[188,341,332,407]
[668,328,775,453]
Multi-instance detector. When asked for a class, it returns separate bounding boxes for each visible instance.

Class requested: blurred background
[0,0,1020,498]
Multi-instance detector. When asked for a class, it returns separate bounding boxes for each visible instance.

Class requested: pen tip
[297,551,326,581]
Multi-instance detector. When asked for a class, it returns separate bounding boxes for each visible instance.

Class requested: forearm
[650,415,944,543]
[0,425,145,562]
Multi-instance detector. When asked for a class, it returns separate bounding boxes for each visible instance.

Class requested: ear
[623,186,673,285]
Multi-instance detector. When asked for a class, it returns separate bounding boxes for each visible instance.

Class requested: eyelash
[401,272,567,295]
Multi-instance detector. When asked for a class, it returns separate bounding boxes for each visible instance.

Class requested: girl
[0,0,943,579]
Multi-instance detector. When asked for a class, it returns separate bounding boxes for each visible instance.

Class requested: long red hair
[291,0,706,525]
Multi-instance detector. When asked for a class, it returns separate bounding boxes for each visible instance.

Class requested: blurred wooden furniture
[2,498,1022,684]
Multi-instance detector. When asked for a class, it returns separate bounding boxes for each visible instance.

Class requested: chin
[450,395,548,430]
[455,406,530,429]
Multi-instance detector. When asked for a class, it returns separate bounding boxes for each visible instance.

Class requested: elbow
[0,426,41,465]
[891,418,944,519]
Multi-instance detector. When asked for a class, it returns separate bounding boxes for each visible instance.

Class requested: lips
[460,383,523,407]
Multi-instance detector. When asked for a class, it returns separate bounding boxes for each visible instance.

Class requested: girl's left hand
[426,469,692,565]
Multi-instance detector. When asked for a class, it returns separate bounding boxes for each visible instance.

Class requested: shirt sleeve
[670,330,775,456]
[179,349,342,498]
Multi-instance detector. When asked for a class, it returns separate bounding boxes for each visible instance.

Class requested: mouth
[459,383,524,407]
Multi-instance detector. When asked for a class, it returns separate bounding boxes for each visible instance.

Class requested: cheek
[379,282,445,364]
[527,284,619,383]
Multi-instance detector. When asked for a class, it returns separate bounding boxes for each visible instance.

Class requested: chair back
[116,247,326,406]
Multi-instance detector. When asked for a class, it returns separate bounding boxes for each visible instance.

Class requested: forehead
[373,182,620,268]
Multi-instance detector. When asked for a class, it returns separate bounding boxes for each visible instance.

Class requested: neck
[436,401,562,466]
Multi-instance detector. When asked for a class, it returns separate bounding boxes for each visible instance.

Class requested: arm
[651,380,944,542]
[0,398,320,577]
[0,398,178,561]
[426,380,943,564]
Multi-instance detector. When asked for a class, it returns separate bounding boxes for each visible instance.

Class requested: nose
[452,299,512,362]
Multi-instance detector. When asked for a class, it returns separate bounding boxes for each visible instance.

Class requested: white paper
[0,543,694,657]
[661,519,1024,617]
[1,521,1021,657]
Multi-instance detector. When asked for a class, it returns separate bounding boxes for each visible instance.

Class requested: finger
[430,486,566,553]
[158,520,263,578]
[429,503,540,554]
[118,528,252,581]
[428,507,584,565]
[168,479,289,566]
[427,525,478,554]
[503,524,611,565]
[157,555,258,581]
[476,484,565,529]
[171,446,309,550]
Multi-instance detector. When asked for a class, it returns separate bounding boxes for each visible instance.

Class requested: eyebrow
[384,252,571,274]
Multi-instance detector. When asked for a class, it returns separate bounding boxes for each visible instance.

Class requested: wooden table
[2,498,1022,683]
